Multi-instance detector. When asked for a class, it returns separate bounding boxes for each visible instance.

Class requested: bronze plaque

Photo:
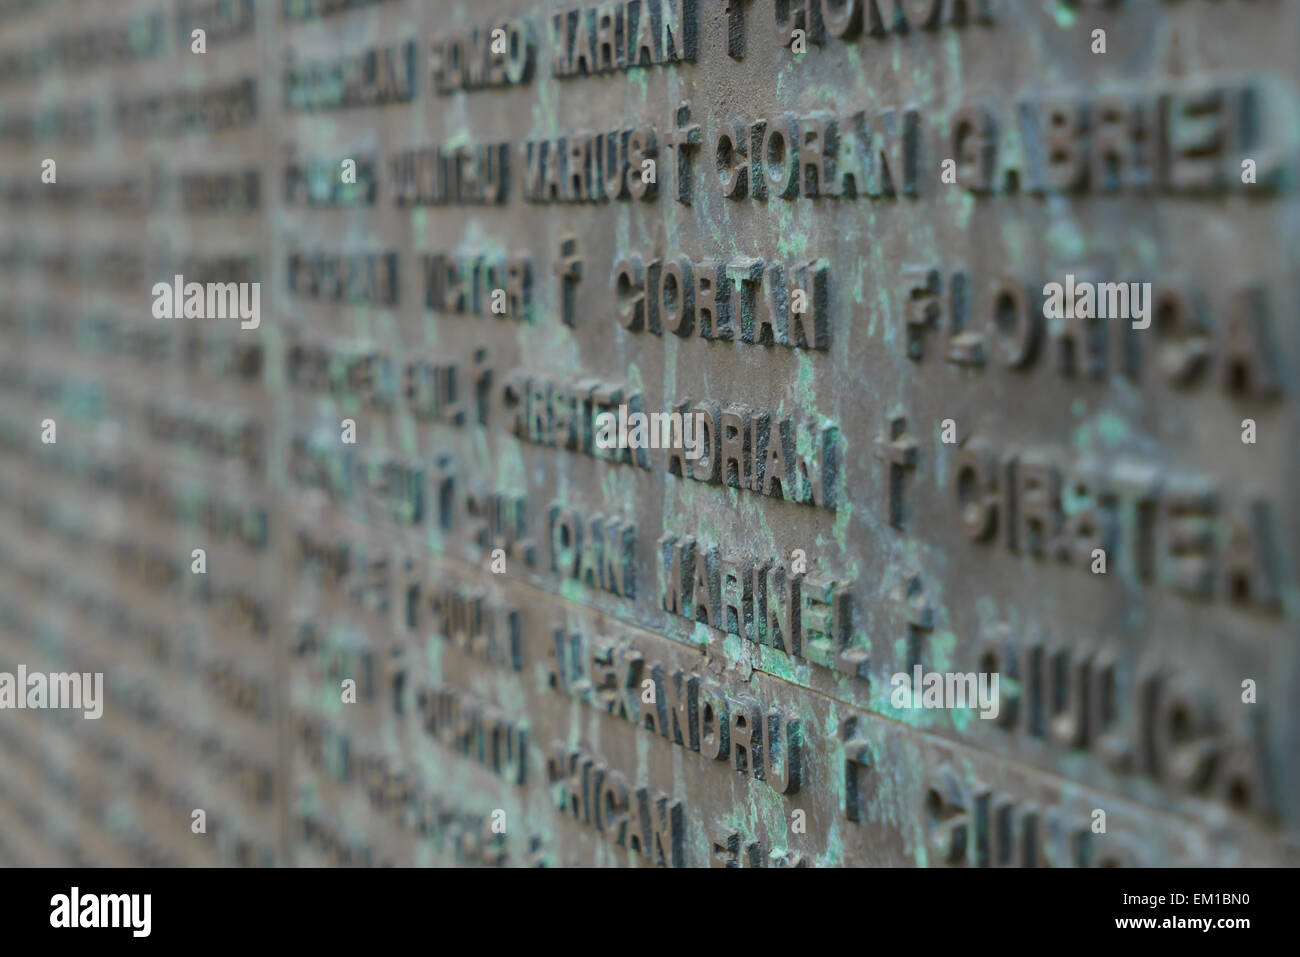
[0,0,1296,867]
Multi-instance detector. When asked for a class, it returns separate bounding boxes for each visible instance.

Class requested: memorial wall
[0,0,1296,868]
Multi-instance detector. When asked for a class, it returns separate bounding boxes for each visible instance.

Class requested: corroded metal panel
[0,0,1296,868]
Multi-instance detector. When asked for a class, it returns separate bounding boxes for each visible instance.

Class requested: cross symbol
[890,572,933,672]
[722,0,752,59]
[842,715,874,823]
[663,102,701,205]
[553,235,581,326]
[875,415,918,528]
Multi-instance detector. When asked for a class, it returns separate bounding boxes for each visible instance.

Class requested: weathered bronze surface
[0,0,1296,867]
